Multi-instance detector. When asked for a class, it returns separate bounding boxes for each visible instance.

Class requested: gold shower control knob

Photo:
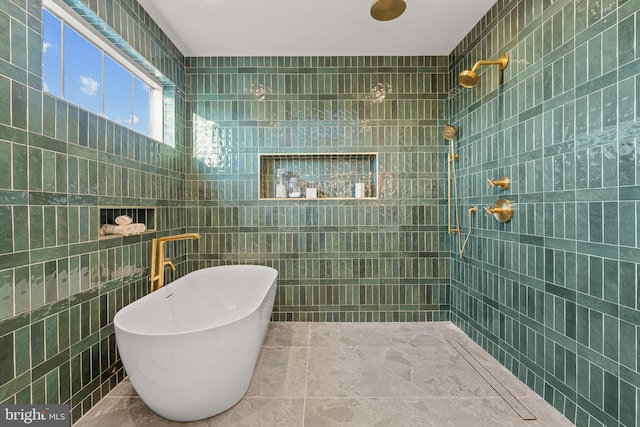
[487,176,510,190]
[484,199,514,223]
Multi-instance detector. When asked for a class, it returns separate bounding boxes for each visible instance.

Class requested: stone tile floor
[74,322,575,426]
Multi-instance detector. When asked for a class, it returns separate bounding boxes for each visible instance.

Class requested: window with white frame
[42,0,163,141]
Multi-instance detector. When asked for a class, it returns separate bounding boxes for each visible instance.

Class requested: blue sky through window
[42,6,154,137]
[104,56,132,125]
[134,77,150,135]
[64,25,102,115]
[42,9,61,97]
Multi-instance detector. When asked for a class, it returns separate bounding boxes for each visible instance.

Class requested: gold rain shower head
[458,54,509,88]
[370,0,406,21]
[442,125,457,140]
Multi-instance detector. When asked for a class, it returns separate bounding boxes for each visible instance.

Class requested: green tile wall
[449,0,640,426]
[184,56,451,322]
[4,0,636,425]
[0,0,188,423]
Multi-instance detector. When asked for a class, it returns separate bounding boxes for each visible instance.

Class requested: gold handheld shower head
[458,54,509,88]
[370,0,406,21]
[442,125,457,140]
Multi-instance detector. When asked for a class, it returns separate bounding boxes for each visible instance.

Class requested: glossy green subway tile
[10,80,27,130]
[601,26,617,76]
[27,265,43,314]
[9,17,26,71]
[28,86,42,134]
[66,105,78,145]
[618,14,635,66]
[13,325,29,377]
[79,301,90,340]
[0,332,14,387]
[46,369,59,404]
[602,86,617,130]
[42,150,56,192]
[44,261,57,304]
[0,207,12,254]
[42,94,56,138]
[67,157,79,194]
[43,206,56,247]
[28,206,43,249]
[56,207,68,246]
[0,269,13,320]
[55,100,67,142]
[27,25,40,75]
[69,354,81,396]
[0,75,10,126]
[603,314,618,362]
[54,153,68,193]
[45,315,58,360]
[31,375,46,404]
[11,267,28,317]
[0,12,9,64]
[59,361,70,404]
[57,258,69,300]
[0,143,11,191]
[68,305,80,347]
[30,319,44,368]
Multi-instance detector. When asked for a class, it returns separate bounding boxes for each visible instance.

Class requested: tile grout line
[302,395,511,400]
[448,340,537,421]
[301,324,311,427]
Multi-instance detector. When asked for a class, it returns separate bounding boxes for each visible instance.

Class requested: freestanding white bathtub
[113,265,278,422]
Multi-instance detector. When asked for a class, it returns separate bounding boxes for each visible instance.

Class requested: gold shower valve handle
[487,176,510,190]
[484,199,514,223]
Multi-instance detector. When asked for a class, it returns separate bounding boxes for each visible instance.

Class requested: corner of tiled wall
[449,0,640,426]
[0,0,188,423]
[184,55,452,322]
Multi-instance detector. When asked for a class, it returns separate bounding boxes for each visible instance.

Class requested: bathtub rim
[113,264,278,337]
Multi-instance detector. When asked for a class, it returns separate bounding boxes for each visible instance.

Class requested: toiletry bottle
[275,168,288,198]
[288,177,301,198]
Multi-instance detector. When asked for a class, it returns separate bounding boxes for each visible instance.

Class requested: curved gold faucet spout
[156,233,200,243]
[149,233,200,292]
[164,258,176,271]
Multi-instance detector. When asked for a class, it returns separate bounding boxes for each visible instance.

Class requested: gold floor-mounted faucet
[149,233,200,292]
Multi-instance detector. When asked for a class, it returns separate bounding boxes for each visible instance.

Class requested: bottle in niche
[275,168,288,198]
[288,177,301,198]
[363,174,374,197]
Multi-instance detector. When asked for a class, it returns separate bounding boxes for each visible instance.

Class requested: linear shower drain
[448,340,537,421]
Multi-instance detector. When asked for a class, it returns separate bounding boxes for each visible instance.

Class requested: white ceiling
[136,0,497,57]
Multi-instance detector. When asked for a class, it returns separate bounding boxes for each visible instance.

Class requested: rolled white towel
[99,223,146,236]
[114,215,133,225]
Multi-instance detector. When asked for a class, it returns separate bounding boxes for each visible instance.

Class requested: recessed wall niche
[259,153,378,200]
[98,207,156,238]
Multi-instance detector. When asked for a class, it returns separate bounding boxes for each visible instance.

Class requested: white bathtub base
[114,265,278,422]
